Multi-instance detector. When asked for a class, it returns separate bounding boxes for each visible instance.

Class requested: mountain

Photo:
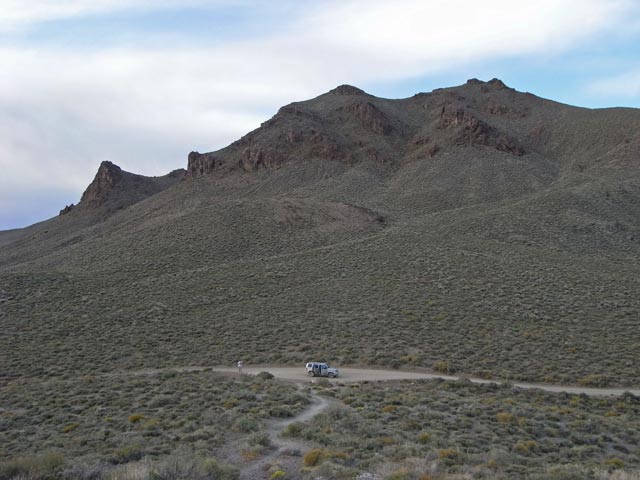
[1,79,639,387]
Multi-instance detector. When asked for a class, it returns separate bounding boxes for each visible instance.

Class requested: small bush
[232,416,259,433]
[128,413,145,423]
[418,432,431,444]
[303,448,325,467]
[223,399,239,409]
[202,458,240,480]
[62,422,80,433]
[240,450,260,461]
[437,449,459,459]
[282,422,303,437]
[111,444,143,464]
[496,412,514,423]
[514,440,538,454]
[256,371,275,381]
[248,432,271,448]
[270,470,286,479]
[387,467,410,480]
[0,452,65,480]
[269,406,293,418]
[605,457,625,469]
[433,361,454,374]
[577,374,611,387]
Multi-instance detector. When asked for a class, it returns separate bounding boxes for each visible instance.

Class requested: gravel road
[213,366,640,397]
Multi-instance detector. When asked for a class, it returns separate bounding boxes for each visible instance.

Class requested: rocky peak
[465,77,511,91]
[77,161,184,213]
[328,85,367,96]
[80,161,124,207]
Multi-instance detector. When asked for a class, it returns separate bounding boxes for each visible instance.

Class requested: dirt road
[214,366,640,397]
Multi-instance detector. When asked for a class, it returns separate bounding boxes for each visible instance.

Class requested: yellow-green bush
[303,448,325,467]
[62,423,80,433]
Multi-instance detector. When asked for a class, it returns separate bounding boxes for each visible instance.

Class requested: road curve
[213,366,640,398]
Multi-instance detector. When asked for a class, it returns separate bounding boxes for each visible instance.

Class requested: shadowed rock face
[80,161,125,207]
[187,152,220,176]
[438,104,525,156]
[76,161,185,214]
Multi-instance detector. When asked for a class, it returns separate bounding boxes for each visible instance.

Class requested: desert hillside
[1,78,639,387]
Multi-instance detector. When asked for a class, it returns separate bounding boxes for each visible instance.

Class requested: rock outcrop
[187,152,221,176]
[439,104,525,156]
[80,161,124,207]
[59,204,75,216]
[343,101,393,135]
[77,161,184,212]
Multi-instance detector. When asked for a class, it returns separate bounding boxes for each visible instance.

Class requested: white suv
[305,362,340,378]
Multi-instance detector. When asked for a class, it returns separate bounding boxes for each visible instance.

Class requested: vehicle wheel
[308,371,315,377]
[328,373,335,378]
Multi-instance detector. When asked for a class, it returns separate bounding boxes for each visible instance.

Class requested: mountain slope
[1,79,639,387]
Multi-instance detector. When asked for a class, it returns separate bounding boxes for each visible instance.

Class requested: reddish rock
[239,148,278,171]
[439,104,524,156]
[187,152,220,176]
[80,161,124,207]
[344,101,393,135]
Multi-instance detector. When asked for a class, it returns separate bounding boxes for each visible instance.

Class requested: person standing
[237,360,244,373]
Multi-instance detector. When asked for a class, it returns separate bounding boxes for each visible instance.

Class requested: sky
[1,0,640,230]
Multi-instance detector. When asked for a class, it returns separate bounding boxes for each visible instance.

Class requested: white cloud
[587,69,640,98]
[0,0,248,30]
[0,0,638,228]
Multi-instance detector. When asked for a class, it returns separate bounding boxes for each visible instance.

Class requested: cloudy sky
[2,0,640,230]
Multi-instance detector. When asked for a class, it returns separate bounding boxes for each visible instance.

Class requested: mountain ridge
[1,78,640,389]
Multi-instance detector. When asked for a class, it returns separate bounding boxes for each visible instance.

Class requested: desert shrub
[63,461,113,480]
[256,371,275,381]
[142,418,162,430]
[384,467,410,480]
[202,458,240,480]
[417,432,430,444]
[62,422,81,433]
[270,470,286,479]
[606,458,625,470]
[436,449,460,462]
[578,375,611,387]
[128,414,145,423]
[240,449,260,461]
[248,432,271,447]
[269,406,293,418]
[433,361,454,374]
[232,416,259,433]
[496,412,515,423]
[304,448,326,467]
[111,444,144,464]
[514,440,539,454]
[223,399,239,409]
[0,452,65,480]
[149,395,176,407]
[150,455,201,480]
[281,422,303,437]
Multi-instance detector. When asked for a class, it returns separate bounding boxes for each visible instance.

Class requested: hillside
[1,78,639,388]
